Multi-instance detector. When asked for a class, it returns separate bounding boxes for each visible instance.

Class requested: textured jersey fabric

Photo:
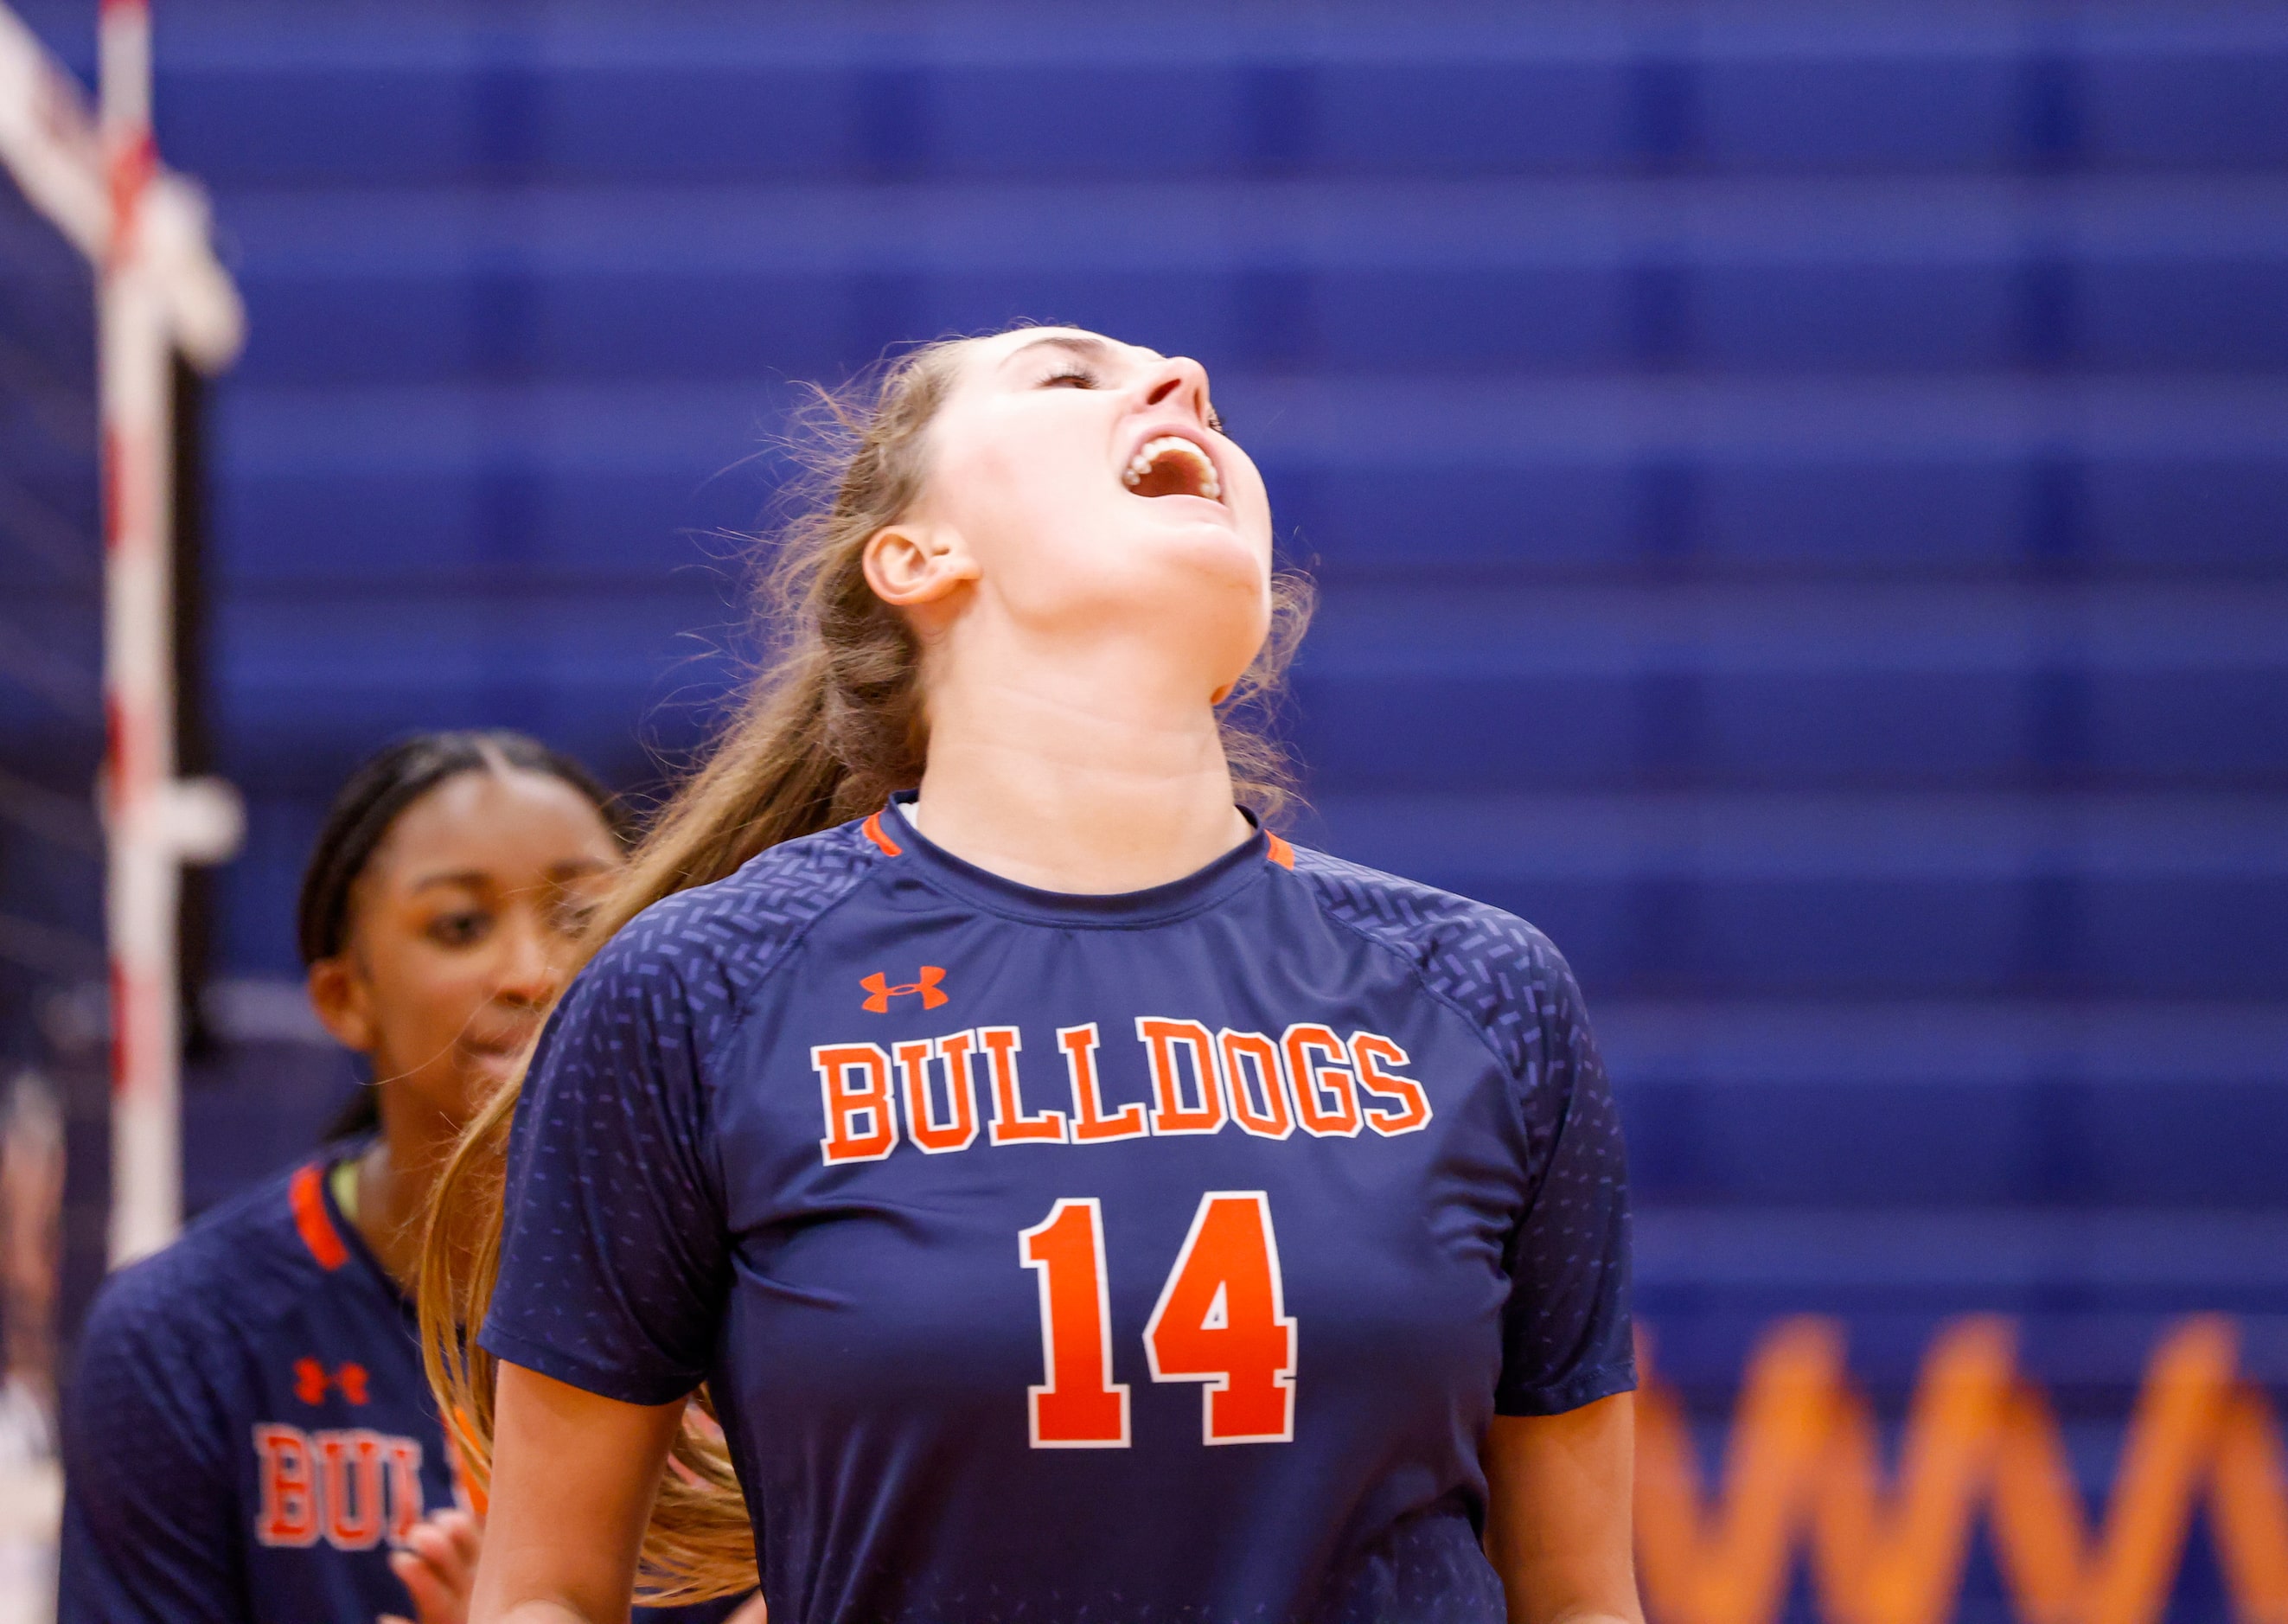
[59,1157,471,1624]
[484,799,1633,1624]
[59,1153,756,1624]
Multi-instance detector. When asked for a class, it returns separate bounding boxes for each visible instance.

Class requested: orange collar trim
[1265,832,1295,870]
[861,809,904,857]
[289,1163,350,1272]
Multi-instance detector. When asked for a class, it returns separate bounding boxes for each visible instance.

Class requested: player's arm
[1481,930,1639,1624]
[470,1361,687,1624]
[1483,1393,1644,1624]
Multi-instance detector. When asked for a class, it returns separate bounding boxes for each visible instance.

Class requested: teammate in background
[429,327,1641,1624]
[60,732,761,1624]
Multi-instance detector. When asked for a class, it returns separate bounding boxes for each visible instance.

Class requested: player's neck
[914,651,1249,895]
[352,1095,467,1293]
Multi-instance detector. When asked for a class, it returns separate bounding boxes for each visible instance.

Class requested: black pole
[170,351,216,1059]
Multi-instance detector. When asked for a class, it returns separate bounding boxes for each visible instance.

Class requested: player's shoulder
[74,1162,326,1395]
[1283,841,1583,1077]
[61,1168,339,1496]
[584,816,889,998]
[1284,840,1570,979]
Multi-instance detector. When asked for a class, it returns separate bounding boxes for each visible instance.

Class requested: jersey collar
[866,790,1281,927]
[292,1149,417,1316]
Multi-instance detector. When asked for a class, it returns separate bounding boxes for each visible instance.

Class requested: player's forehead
[967,326,1171,381]
[365,768,613,890]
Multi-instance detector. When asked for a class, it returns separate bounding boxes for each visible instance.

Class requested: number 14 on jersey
[1020,1192,1297,1449]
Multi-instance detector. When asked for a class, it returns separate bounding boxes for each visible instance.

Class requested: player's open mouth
[1122,435,1223,502]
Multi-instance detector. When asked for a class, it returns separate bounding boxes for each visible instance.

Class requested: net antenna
[0,0,243,1264]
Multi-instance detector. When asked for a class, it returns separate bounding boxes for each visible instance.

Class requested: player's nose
[492,912,563,1007]
[1137,355,1213,423]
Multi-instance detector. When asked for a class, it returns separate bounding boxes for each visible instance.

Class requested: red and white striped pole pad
[93,0,246,1266]
[99,0,182,1266]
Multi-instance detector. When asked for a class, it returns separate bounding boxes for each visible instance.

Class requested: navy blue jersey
[60,1157,472,1623]
[484,799,1633,1624]
[60,1154,752,1624]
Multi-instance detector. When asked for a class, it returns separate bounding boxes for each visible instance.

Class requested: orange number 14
[1019,1192,1297,1449]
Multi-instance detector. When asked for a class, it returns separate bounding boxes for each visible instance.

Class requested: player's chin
[454,1042,528,1098]
[1129,511,1269,591]
[1121,495,1260,560]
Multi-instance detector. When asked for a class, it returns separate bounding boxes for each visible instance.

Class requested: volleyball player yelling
[442,328,1640,1624]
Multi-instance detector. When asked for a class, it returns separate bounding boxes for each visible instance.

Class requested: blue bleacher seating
[5,6,2281,1481]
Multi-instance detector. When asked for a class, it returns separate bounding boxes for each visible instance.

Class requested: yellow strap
[327,1155,360,1225]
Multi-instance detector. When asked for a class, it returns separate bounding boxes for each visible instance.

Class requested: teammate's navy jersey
[60,1156,470,1623]
[484,798,1633,1624]
[58,1153,750,1624]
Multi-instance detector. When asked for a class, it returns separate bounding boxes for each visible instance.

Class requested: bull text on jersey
[252,1424,425,1550]
[814,1016,1432,1165]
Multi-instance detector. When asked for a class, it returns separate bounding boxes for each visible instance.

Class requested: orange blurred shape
[1635,1316,2288,1624]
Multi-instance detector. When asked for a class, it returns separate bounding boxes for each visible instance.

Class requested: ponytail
[419,330,1312,1602]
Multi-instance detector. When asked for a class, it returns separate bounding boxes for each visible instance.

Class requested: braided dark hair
[298,730,627,1141]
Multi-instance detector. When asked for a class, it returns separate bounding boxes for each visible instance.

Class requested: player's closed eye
[1040,363,1230,436]
[550,898,599,939]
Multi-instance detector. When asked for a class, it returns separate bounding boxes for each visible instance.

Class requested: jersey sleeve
[58,1277,245,1624]
[1493,941,1636,1417]
[479,906,736,1406]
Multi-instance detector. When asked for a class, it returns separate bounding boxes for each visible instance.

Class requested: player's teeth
[1124,437,1219,499]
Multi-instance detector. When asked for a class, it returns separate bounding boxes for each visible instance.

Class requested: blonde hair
[418,329,1313,1602]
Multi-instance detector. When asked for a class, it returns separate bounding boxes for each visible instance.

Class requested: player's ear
[306,956,378,1056]
[863,520,980,609]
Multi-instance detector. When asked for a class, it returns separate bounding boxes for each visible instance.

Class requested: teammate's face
[307,769,620,1130]
[873,328,1275,700]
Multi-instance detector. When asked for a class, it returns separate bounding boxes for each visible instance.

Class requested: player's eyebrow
[409,858,613,892]
[406,860,613,896]
[999,333,1150,371]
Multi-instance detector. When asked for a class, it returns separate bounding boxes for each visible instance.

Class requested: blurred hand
[380,1507,483,1624]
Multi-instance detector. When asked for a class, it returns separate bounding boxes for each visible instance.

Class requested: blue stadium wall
[8,4,2285,1621]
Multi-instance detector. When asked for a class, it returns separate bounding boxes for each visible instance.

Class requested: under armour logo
[293,1358,370,1406]
[860,966,949,1013]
